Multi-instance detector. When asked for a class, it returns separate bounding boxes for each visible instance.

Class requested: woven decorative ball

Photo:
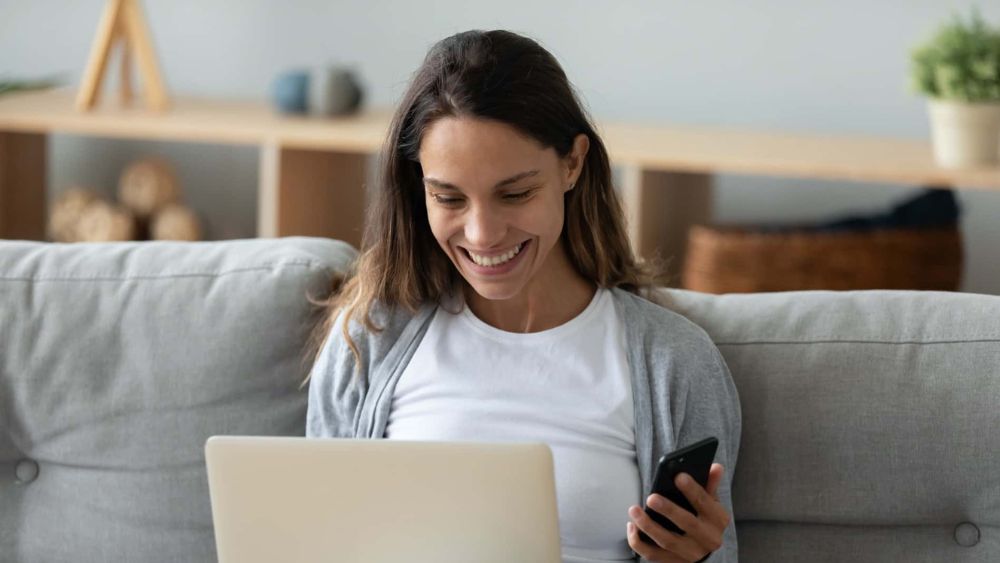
[118,158,180,218]
[76,200,137,242]
[150,203,202,241]
[49,187,101,242]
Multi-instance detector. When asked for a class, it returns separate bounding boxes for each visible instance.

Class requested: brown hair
[307,30,664,376]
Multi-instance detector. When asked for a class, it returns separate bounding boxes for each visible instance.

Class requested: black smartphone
[638,436,718,545]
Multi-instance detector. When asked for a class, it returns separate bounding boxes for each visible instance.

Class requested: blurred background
[1,0,998,293]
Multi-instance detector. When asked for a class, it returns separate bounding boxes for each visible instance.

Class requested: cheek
[527,196,565,237]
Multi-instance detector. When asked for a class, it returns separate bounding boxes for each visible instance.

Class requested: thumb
[706,463,725,498]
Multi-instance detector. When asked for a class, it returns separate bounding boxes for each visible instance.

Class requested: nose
[464,203,507,249]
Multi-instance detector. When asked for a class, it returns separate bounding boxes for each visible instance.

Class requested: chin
[463,279,525,302]
[472,286,518,301]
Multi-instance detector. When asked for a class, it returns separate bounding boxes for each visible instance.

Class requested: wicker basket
[681,224,963,293]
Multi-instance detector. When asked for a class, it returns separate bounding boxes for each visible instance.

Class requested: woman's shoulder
[610,287,735,400]
[324,300,431,363]
[610,287,717,348]
[308,299,431,437]
[345,299,425,335]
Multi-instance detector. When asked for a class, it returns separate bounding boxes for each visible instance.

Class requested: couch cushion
[0,237,355,562]
[667,289,1000,562]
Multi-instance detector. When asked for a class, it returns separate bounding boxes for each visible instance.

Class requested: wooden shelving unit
[2,88,999,264]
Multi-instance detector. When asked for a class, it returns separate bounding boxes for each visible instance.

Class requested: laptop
[205,436,562,563]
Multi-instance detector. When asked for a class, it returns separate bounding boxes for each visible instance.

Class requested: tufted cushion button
[954,522,980,547]
[14,459,40,485]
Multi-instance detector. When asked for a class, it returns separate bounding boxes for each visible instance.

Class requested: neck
[463,241,596,333]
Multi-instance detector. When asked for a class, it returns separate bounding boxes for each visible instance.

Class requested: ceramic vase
[271,70,310,115]
[928,99,1000,168]
[309,67,364,116]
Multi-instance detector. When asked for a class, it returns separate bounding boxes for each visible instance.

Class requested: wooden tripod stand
[76,0,169,112]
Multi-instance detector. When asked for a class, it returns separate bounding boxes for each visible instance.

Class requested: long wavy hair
[308,30,664,375]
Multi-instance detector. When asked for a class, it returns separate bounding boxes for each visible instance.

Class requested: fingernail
[648,495,664,510]
[627,522,635,534]
[677,473,690,487]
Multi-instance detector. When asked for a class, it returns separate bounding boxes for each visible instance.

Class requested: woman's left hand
[626,463,730,562]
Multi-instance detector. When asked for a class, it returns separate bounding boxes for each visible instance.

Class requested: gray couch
[2,237,997,562]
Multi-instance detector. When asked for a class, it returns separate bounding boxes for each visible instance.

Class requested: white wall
[2,0,998,292]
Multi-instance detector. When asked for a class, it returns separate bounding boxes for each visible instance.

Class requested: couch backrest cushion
[666,289,1000,562]
[0,237,355,562]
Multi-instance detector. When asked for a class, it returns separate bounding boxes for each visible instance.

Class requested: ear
[562,133,590,191]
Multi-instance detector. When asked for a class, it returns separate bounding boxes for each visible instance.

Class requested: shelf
[599,122,1000,191]
[3,89,1000,189]
[2,88,998,269]
[0,88,390,151]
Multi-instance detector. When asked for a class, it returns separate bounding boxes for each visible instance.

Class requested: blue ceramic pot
[271,70,310,115]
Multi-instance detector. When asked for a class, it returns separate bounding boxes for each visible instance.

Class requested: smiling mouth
[462,241,528,267]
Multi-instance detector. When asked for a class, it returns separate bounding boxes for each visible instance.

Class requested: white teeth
[468,242,524,267]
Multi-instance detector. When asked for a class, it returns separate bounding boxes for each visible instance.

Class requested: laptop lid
[205,436,561,563]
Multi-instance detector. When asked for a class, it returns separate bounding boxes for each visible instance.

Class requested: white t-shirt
[385,288,641,562]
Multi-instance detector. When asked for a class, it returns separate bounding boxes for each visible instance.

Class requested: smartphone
[638,436,718,545]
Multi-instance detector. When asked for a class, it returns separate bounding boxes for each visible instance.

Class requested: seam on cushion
[734,519,1000,529]
[717,339,1000,346]
[0,259,336,283]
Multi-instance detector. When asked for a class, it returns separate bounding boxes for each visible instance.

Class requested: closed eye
[503,189,535,201]
[430,193,463,206]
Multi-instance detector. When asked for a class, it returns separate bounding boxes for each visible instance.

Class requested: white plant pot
[927,99,1000,168]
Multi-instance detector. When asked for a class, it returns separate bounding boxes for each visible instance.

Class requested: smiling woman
[305,30,742,563]
[419,116,593,327]
[330,29,656,335]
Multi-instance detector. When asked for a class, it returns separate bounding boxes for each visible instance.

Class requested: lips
[458,239,531,276]
[464,241,527,267]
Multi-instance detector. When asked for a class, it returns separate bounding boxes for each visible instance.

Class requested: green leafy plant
[910,8,1000,102]
[0,75,63,96]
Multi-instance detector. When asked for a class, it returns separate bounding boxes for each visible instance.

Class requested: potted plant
[910,9,1000,168]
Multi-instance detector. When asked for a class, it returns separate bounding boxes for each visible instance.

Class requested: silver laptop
[205,436,562,563]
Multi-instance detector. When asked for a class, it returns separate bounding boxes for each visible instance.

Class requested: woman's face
[418,116,587,302]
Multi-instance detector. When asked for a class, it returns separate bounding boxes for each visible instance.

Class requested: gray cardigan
[306,287,742,562]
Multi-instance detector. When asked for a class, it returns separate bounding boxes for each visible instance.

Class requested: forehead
[418,117,556,181]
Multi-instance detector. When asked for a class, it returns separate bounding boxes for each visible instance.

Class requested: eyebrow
[422,169,540,191]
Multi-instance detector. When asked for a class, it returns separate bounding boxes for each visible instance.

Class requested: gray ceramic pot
[309,67,364,116]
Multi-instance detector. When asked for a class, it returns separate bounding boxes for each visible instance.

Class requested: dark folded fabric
[755,188,961,233]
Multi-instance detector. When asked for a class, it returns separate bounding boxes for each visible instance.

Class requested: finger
[626,521,687,563]
[628,505,704,562]
[647,494,720,557]
[646,493,700,534]
[705,464,733,534]
[674,471,730,530]
[626,521,658,560]
[706,463,725,498]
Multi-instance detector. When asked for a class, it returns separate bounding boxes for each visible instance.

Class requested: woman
[306,29,741,563]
